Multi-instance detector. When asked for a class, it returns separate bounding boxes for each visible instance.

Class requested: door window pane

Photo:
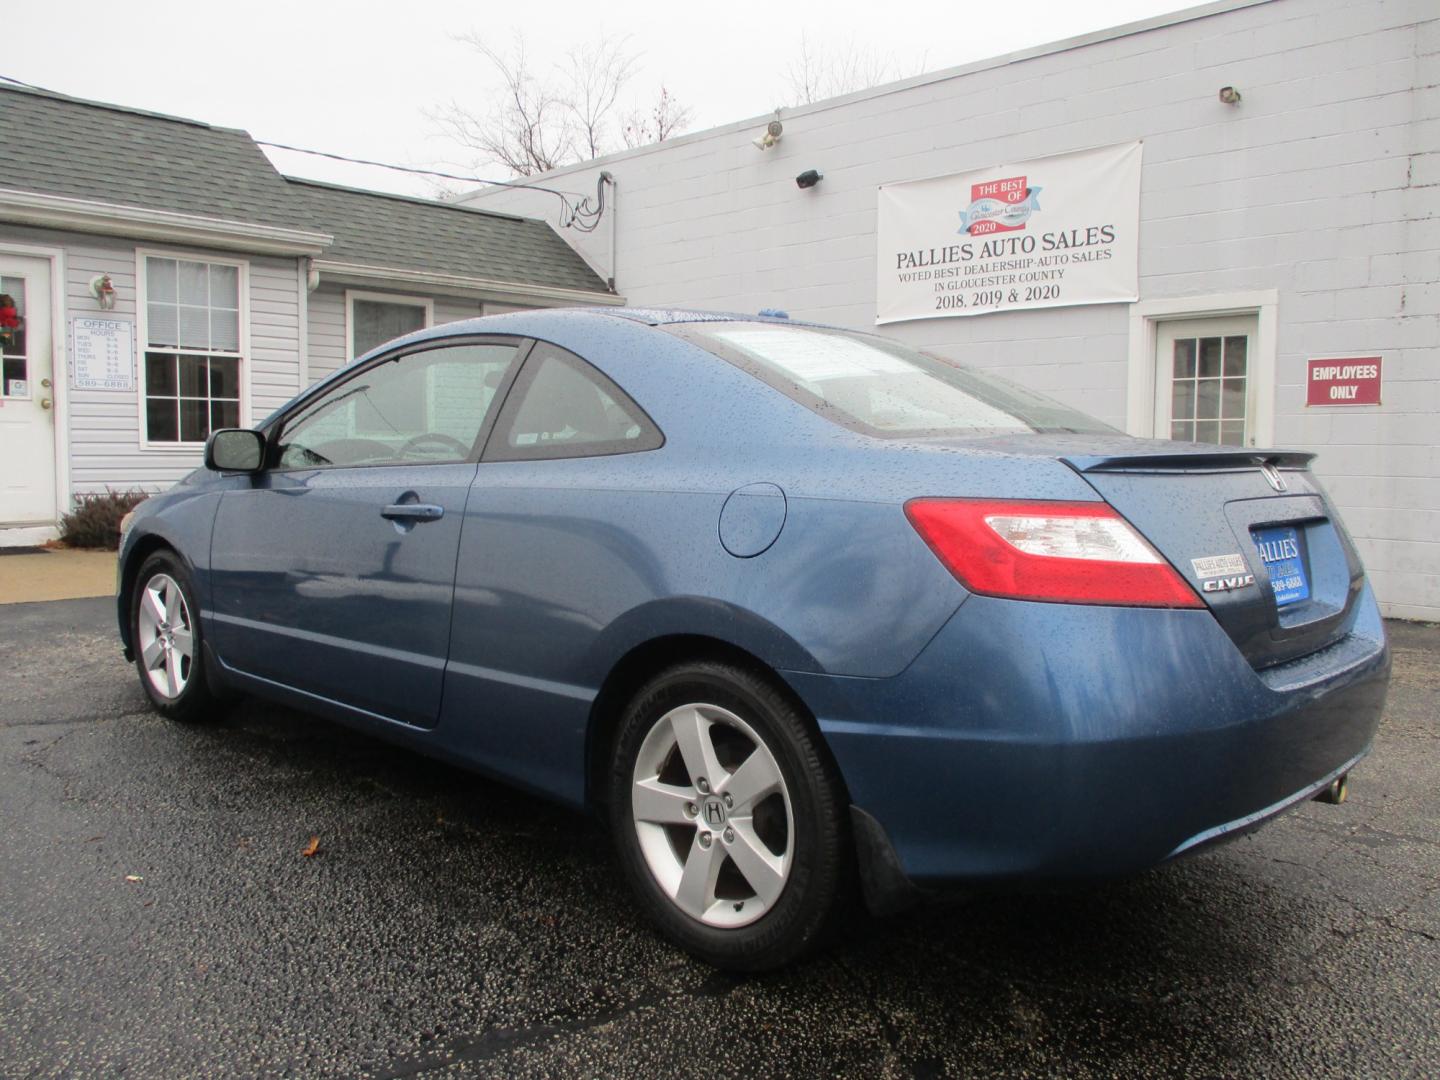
[1197,337,1222,378]
[1,277,27,394]
[352,299,428,358]
[1222,380,1246,420]
[1168,331,1250,446]
[1223,336,1247,376]
[1170,380,1194,420]
[278,341,520,469]
[1196,380,1220,420]
[1172,339,1196,379]
[1,357,25,395]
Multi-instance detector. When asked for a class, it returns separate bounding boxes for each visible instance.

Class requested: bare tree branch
[564,35,639,159]
[437,31,691,176]
[620,85,694,149]
[783,33,928,105]
[434,32,575,176]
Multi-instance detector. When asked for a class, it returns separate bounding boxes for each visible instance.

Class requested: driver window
[277,341,520,469]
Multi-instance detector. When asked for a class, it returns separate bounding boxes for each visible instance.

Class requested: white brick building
[463,0,1439,620]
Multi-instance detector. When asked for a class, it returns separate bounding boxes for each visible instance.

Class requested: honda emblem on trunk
[1260,463,1287,492]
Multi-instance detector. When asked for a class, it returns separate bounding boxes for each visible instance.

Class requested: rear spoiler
[1064,450,1317,474]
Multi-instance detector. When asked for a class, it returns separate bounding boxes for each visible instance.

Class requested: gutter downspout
[296,258,311,390]
[605,172,617,294]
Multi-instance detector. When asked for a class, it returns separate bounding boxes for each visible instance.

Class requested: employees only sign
[1306,357,1382,406]
[876,142,1142,324]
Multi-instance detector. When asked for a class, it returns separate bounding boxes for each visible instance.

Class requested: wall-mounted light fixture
[89,274,117,311]
[1218,86,1242,105]
[795,169,823,190]
[753,119,783,150]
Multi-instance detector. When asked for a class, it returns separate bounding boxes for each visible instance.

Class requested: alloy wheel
[630,702,794,928]
[136,572,194,700]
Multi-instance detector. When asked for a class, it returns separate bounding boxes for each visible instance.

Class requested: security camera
[752,119,783,150]
[795,169,822,190]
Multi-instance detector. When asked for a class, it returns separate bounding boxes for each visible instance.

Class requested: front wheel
[608,661,850,971]
[131,552,218,723]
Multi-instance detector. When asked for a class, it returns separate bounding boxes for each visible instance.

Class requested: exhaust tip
[1313,773,1349,805]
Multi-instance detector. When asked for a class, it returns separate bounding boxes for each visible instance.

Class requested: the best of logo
[958,175,1043,237]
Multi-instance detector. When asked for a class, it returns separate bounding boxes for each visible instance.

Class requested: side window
[277,341,519,469]
[486,343,663,462]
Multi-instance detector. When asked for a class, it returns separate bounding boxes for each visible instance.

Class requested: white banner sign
[876,142,1142,324]
[71,317,135,391]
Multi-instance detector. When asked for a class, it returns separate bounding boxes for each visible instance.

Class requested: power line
[0,73,51,92]
[253,139,566,196]
[254,140,610,232]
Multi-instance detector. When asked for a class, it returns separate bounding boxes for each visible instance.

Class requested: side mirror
[205,428,266,472]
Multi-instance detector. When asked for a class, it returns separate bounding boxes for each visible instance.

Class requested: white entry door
[0,254,57,526]
[1154,315,1260,448]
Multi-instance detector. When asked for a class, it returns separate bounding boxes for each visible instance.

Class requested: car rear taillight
[904,498,1203,608]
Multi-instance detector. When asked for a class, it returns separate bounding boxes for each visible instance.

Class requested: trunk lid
[959,434,1366,669]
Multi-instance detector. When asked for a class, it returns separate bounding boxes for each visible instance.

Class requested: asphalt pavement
[1,597,1436,1079]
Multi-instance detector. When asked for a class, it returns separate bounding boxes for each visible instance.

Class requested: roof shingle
[286,178,608,294]
[0,84,610,295]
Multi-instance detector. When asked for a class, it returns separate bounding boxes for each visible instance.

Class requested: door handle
[381,503,444,522]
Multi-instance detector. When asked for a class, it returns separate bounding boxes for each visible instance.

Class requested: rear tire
[131,551,218,723]
[608,660,850,971]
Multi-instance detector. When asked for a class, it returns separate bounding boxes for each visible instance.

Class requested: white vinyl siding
[0,225,305,495]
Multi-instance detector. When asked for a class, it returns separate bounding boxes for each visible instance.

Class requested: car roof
[595,307,838,330]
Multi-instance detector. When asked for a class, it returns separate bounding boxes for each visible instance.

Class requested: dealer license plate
[1252,525,1310,606]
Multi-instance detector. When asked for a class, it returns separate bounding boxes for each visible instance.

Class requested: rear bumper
[786,583,1390,890]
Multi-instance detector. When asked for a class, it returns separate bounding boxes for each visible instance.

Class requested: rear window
[672,322,1113,438]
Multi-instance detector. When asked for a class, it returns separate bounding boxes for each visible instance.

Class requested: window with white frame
[348,293,431,359]
[1153,315,1259,449]
[142,255,244,444]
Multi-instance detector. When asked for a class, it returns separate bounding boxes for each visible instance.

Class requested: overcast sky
[11,0,1196,197]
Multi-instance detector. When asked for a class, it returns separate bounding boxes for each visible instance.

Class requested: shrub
[58,489,149,550]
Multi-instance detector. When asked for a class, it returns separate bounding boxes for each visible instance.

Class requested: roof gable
[0,85,310,230]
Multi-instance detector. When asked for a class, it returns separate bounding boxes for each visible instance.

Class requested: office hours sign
[876,142,1142,324]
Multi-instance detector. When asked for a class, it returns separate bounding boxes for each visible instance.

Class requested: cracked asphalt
[1,598,1436,1079]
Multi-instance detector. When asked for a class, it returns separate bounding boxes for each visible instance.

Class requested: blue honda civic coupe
[117,308,1390,970]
